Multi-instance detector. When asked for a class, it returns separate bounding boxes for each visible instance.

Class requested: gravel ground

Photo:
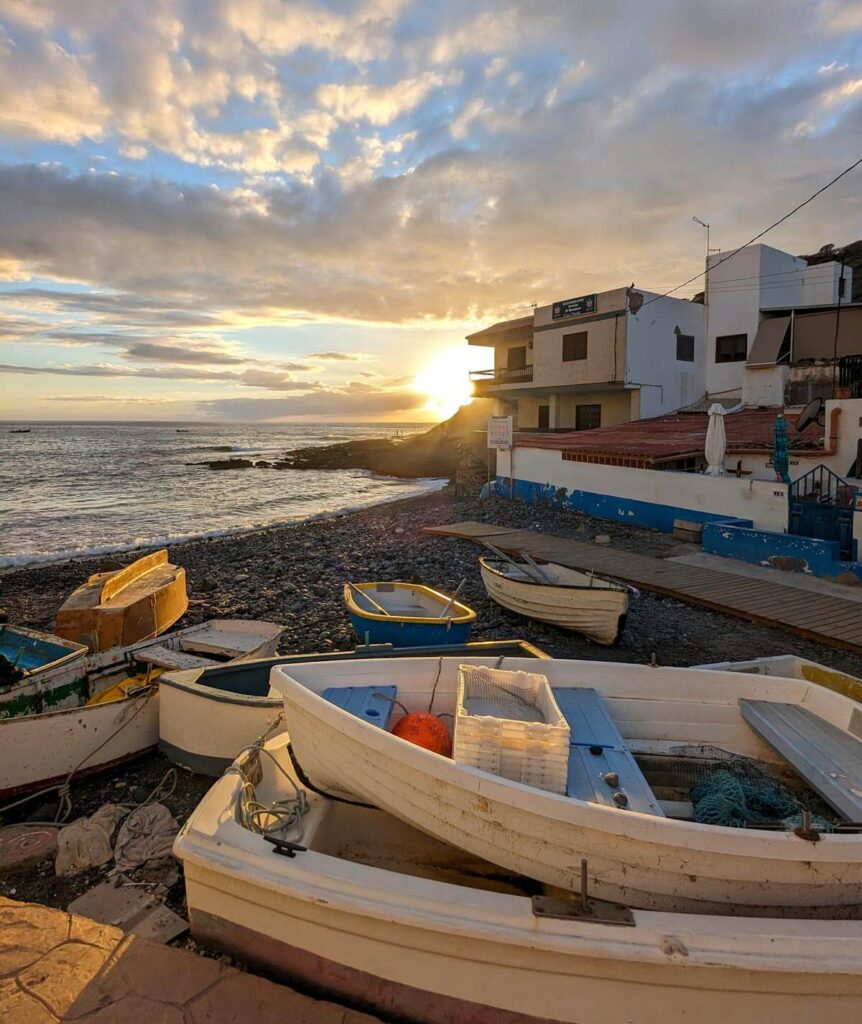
[1,486,860,920]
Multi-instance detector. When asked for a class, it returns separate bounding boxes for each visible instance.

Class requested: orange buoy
[392,713,452,757]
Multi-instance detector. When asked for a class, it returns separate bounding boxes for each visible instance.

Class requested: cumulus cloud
[317,72,461,126]
[307,351,366,361]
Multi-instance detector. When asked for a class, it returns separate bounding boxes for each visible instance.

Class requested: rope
[285,741,376,810]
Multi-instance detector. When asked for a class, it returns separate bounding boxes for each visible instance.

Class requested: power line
[640,155,862,308]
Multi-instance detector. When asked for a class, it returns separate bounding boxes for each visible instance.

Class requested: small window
[575,404,601,431]
[562,332,588,361]
[715,333,747,363]
[538,405,550,430]
[676,334,695,362]
[839,275,846,298]
[506,346,527,370]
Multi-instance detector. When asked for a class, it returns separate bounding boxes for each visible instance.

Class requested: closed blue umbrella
[773,414,790,484]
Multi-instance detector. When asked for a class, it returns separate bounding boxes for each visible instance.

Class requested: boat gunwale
[344,582,477,625]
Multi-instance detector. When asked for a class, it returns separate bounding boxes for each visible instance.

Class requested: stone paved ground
[0,897,380,1023]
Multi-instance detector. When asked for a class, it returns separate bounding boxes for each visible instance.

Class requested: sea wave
[0,476,448,571]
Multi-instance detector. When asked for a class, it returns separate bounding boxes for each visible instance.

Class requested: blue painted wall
[702,520,862,581]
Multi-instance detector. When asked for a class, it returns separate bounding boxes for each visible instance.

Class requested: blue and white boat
[0,625,89,718]
[344,582,477,648]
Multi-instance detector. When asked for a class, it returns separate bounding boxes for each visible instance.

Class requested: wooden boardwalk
[423,521,862,654]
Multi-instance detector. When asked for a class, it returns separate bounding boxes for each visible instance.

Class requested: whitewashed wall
[497,446,790,532]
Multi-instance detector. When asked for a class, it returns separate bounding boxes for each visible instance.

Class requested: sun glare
[413,347,476,420]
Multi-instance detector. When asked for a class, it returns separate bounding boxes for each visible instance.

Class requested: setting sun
[413,347,476,420]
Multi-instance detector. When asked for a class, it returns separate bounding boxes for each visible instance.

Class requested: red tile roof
[514,407,823,467]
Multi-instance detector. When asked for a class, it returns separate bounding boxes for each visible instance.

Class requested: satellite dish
[796,396,824,432]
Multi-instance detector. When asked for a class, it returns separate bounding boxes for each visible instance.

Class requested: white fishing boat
[479,554,630,645]
[157,640,548,776]
[695,654,862,703]
[175,732,862,1024]
[0,619,283,801]
[272,656,862,915]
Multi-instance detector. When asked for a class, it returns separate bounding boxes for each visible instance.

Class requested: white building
[705,244,854,406]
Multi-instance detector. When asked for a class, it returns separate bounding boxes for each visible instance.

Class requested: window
[676,334,695,362]
[575,404,601,431]
[715,334,747,363]
[506,345,527,370]
[538,405,550,430]
[562,332,588,361]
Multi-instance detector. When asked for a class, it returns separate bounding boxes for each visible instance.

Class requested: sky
[0,1,860,423]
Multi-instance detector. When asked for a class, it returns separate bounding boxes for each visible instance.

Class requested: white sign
[487,415,513,449]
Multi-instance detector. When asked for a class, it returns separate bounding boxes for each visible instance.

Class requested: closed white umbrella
[704,403,727,476]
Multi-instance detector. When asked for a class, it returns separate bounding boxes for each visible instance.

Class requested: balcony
[469,366,534,392]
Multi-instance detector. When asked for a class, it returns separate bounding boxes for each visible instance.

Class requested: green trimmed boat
[0,625,89,719]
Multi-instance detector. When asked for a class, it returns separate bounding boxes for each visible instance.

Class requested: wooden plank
[135,644,214,670]
[739,699,862,821]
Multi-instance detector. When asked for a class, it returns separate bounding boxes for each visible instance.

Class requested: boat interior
[274,656,862,832]
[0,626,86,673]
[483,557,624,591]
[348,583,474,620]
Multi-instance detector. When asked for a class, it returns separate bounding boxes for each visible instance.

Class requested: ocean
[0,421,442,569]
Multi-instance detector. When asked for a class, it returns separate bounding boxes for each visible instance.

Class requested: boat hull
[347,612,472,647]
[158,642,548,775]
[695,655,862,703]
[0,689,158,800]
[55,549,188,651]
[176,756,862,1024]
[275,657,862,915]
[480,561,628,645]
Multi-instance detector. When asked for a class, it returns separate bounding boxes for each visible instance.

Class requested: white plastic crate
[453,665,570,794]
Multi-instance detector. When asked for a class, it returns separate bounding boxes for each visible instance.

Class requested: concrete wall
[497,446,790,532]
[531,288,629,389]
[625,293,705,417]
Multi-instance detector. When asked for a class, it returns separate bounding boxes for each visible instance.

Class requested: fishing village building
[468,243,862,582]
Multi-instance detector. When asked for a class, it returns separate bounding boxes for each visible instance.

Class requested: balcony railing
[469,366,534,389]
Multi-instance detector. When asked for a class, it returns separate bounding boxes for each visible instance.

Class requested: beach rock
[207,459,254,470]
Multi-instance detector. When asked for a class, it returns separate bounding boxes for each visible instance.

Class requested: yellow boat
[54,549,188,652]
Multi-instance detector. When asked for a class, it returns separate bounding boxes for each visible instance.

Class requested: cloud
[198,388,425,421]
[317,72,462,126]
[307,351,365,361]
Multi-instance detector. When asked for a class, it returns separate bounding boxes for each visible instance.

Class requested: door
[538,405,550,431]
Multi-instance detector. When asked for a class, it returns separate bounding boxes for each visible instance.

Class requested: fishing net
[690,764,832,831]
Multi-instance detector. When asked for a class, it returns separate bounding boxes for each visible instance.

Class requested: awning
[792,308,862,361]
[747,316,790,367]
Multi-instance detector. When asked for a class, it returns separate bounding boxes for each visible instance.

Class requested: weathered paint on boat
[479,557,629,645]
[0,619,284,800]
[273,656,862,915]
[344,582,476,647]
[695,655,862,704]
[158,640,548,775]
[0,626,89,719]
[175,734,862,1024]
[54,549,188,651]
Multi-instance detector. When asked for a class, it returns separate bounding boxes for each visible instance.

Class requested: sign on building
[487,416,513,449]
[552,293,597,320]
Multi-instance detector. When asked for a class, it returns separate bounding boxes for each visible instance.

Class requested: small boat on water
[343,581,476,647]
[158,639,548,775]
[479,553,630,645]
[273,656,862,915]
[0,619,284,801]
[175,731,862,1024]
[0,625,89,718]
[695,654,862,703]
[8,428,31,433]
[54,548,188,651]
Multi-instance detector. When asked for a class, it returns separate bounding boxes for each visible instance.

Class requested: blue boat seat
[322,685,397,729]
[552,687,664,816]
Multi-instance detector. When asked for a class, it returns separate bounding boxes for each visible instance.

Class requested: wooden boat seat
[552,687,664,816]
[739,699,862,821]
[135,644,216,671]
[322,686,397,729]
